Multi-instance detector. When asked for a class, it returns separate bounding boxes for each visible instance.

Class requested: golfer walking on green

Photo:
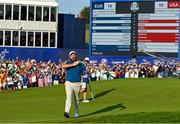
[62,51,85,118]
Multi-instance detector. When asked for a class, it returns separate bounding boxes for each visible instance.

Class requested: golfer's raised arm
[62,61,79,69]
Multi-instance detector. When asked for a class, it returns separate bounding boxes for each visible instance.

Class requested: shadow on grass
[80,103,126,117]
[94,88,115,99]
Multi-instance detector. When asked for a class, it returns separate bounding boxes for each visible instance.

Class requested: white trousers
[53,80,59,85]
[65,81,81,115]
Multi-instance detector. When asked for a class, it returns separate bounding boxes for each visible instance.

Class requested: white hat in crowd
[84,57,90,61]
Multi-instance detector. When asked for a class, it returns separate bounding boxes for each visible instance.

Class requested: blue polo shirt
[65,60,86,83]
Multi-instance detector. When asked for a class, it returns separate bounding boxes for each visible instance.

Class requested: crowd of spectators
[89,60,180,81]
[0,58,180,92]
[0,59,65,91]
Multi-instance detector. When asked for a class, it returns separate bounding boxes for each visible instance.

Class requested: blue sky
[58,0,90,15]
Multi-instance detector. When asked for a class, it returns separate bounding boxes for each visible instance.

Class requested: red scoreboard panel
[138,1,179,54]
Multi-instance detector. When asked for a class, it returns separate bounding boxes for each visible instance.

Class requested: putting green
[0,78,180,123]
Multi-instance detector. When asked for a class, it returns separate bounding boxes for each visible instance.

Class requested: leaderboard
[92,2,132,55]
[91,0,180,56]
[138,1,179,53]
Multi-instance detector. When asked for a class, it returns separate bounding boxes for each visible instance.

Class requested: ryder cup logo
[130,2,139,12]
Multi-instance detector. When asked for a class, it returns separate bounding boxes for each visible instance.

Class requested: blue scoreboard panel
[90,0,180,57]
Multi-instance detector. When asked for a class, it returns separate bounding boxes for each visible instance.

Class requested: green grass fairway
[1,78,180,123]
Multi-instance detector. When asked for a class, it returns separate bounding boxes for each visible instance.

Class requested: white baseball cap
[84,57,90,61]
[69,51,76,56]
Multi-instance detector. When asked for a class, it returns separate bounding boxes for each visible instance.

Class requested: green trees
[80,6,90,24]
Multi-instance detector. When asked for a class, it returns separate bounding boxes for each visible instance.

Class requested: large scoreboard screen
[90,0,180,56]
